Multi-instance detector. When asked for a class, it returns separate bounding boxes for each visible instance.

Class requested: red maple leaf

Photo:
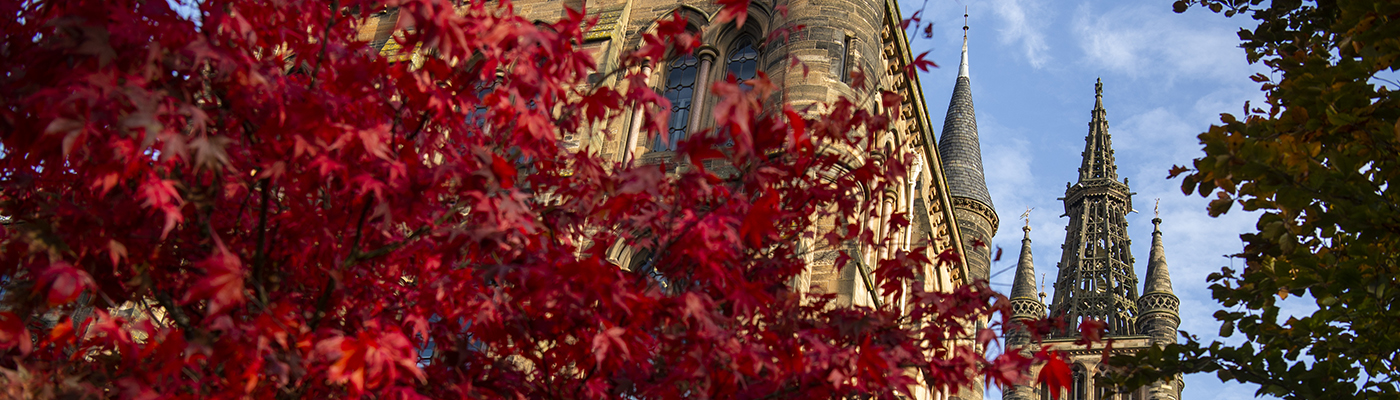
[1075,318,1109,350]
[936,248,961,266]
[490,153,517,189]
[0,312,32,355]
[908,51,939,74]
[38,262,95,307]
[715,0,752,27]
[1036,349,1074,400]
[740,189,781,247]
[986,349,1033,389]
[181,242,246,316]
[972,237,987,249]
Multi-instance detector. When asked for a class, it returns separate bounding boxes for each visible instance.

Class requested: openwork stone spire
[1049,80,1140,337]
[1079,78,1119,183]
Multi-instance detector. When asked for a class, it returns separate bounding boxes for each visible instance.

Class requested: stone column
[622,62,653,165]
[687,46,718,134]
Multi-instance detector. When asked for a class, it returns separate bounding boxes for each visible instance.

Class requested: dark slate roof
[936,40,995,209]
[1143,218,1175,294]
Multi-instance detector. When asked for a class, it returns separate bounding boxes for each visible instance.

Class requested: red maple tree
[0,0,1072,398]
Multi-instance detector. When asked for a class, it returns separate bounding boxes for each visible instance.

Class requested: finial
[957,10,970,78]
[1039,273,1047,301]
[1019,207,1034,230]
[1152,199,1164,231]
[1095,78,1103,97]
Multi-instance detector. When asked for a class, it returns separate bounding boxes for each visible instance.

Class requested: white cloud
[990,0,1052,68]
[1073,3,1252,83]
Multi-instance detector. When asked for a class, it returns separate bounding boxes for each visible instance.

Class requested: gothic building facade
[1001,81,1184,400]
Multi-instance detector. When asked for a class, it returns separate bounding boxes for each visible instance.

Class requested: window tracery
[654,54,698,151]
[726,35,759,89]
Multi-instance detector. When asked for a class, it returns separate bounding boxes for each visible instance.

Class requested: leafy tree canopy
[1112,0,1400,398]
[0,0,1074,398]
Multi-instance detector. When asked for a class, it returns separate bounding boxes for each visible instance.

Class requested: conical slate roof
[1010,226,1038,302]
[937,33,995,209]
[1143,218,1175,294]
[1078,78,1119,183]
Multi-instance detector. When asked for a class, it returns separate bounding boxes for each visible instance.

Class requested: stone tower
[932,22,997,400]
[937,23,999,283]
[1000,81,1182,400]
[1049,78,1139,336]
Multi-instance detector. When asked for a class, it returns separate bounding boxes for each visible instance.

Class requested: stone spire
[1048,80,1140,337]
[1142,218,1176,296]
[1007,224,1046,342]
[938,16,998,282]
[1079,78,1119,182]
[1137,217,1180,342]
[1138,218,1183,400]
[1010,226,1041,306]
[1004,223,1045,400]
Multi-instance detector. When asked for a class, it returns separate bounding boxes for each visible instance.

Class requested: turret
[1137,217,1180,344]
[937,22,998,283]
[1003,225,1046,400]
[1007,225,1046,344]
[1137,217,1182,400]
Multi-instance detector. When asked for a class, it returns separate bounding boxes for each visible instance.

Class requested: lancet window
[655,54,699,151]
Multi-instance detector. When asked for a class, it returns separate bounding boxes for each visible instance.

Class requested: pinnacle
[1078,79,1119,183]
[1010,226,1039,303]
[1143,218,1175,295]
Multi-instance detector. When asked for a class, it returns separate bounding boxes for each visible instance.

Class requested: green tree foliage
[1111,0,1400,398]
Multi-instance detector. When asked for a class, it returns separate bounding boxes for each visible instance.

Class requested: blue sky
[901,1,1281,398]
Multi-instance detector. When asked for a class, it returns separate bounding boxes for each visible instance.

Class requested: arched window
[654,55,699,151]
[628,248,654,273]
[1097,373,1116,400]
[726,35,759,88]
[1072,364,1088,400]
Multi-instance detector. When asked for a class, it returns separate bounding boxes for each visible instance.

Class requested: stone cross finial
[1039,273,1047,301]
